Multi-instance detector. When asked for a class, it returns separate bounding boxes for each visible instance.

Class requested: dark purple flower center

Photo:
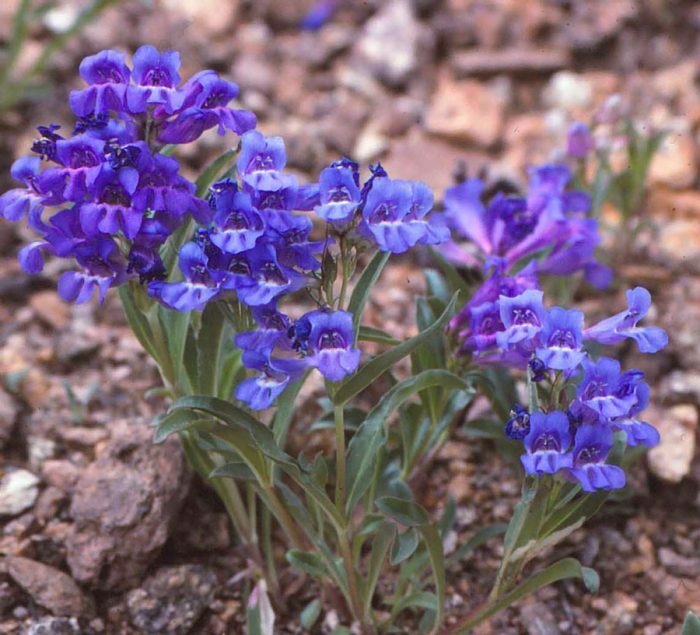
[223,211,250,231]
[581,379,608,400]
[532,433,561,452]
[228,257,251,276]
[143,66,173,87]
[257,192,285,209]
[202,90,228,108]
[67,146,101,169]
[549,329,576,349]
[262,364,287,384]
[94,63,128,84]
[327,186,351,203]
[368,201,398,224]
[73,113,109,135]
[105,140,141,169]
[575,444,603,466]
[101,183,131,206]
[512,307,540,326]
[248,153,276,171]
[318,330,346,350]
[259,262,287,285]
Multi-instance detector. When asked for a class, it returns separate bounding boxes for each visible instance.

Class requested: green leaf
[300,599,322,630]
[286,549,327,578]
[682,611,700,635]
[117,285,159,363]
[153,410,212,443]
[391,528,420,565]
[453,558,597,634]
[428,247,472,296]
[196,303,227,394]
[347,250,390,338]
[390,591,437,614]
[418,523,446,633]
[157,305,192,389]
[246,581,275,635]
[195,148,238,197]
[333,293,458,406]
[209,461,257,481]
[271,372,308,445]
[358,325,401,346]
[377,497,429,527]
[363,521,395,618]
[345,369,468,514]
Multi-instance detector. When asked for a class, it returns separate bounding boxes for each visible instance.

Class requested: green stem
[263,484,306,550]
[338,237,349,310]
[334,405,347,512]
[338,528,366,632]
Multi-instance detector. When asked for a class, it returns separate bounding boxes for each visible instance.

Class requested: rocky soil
[0,0,699,633]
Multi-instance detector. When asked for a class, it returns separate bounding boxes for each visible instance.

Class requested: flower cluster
[1,47,449,411]
[497,287,667,492]
[442,164,611,288]
[0,46,257,303]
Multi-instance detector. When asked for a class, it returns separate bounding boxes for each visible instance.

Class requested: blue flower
[576,357,638,419]
[235,303,292,355]
[158,70,256,143]
[536,307,587,371]
[237,131,287,192]
[126,45,186,114]
[236,351,306,410]
[147,242,222,311]
[505,405,530,440]
[607,371,660,447]
[210,190,264,254]
[528,358,548,382]
[69,50,131,117]
[314,166,361,224]
[0,157,63,227]
[583,287,668,353]
[54,134,106,202]
[57,237,125,304]
[496,289,546,350]
[360,178,448,254]
[296,310,360,382]
[521,411,573,475]
[566,122,594,159]
[566,424,625,492]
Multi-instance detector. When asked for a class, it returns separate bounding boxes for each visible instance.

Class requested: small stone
[425,76,505,148]
[0,470,40,517]
[29,291,70,330]
[543,71,594,111]
[519,601,559,635]
[161,0,238,37]
[23,616,83,635]
[0,388,17,448]
[451,48,569,77]
[126,565,217,635]
[657,219,700,266]
[658,547,700,577]
[447,474,471,503]
[354,125,389,163]
[650,132,697,189]
[34,487,68,524]
[40,460,79,492]
[5,556,94,617]
[354,0,425,87]
[647,404,698,483]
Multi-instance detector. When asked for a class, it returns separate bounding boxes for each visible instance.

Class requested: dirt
[0,0,699,633]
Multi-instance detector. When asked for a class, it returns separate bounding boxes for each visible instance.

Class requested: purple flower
[314,166,361,224]
[295,310,360,382]
[505,404,530,440]
[18,241,53,274]
[157,71,256,143]
[566,122,594,159]
[360,178,448,254]
[0,157,63,227]
[58,237,125,304]
[233,244,307,307]
[528,357,547,382]
[607,377,660,447]
[496,289,546,350]
[210,190,264,254]
[126,45,186,114]
[70,50,131,117]
[576,357,638,419]
[583,287,668,353]
[148,242,222,311]
[536,307,587,371]
[237,131,287,192]
[521,411,573,475]
[235,304,292,355]
[31,124,64,161]
[236,352,307,410]
[54,134,106,201]
[300,0,338,30]
[127,243,166,283]
[566,424,625,492]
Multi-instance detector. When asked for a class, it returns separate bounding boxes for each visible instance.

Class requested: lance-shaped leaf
[286,549,328,578]
[332,294,458,406]
[451,558,598,634]
[363,521,395,618]
[153,409,213,443]
[195,303,228,394]
[347,250,390,338]
[376,497,430,527]
[345,369,469,514]
[682,611,700,635]
[391,528,420,566]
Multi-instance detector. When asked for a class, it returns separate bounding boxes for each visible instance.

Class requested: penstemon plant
[1,46,669,634]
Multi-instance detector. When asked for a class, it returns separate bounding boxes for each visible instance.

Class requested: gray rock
[65,419,188,591]
[658,547,700,577]
[0,470,40,517]
[126,565,217,635]
[5,556,94,617]
[24,616,82,635]
[354,0,426,87]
